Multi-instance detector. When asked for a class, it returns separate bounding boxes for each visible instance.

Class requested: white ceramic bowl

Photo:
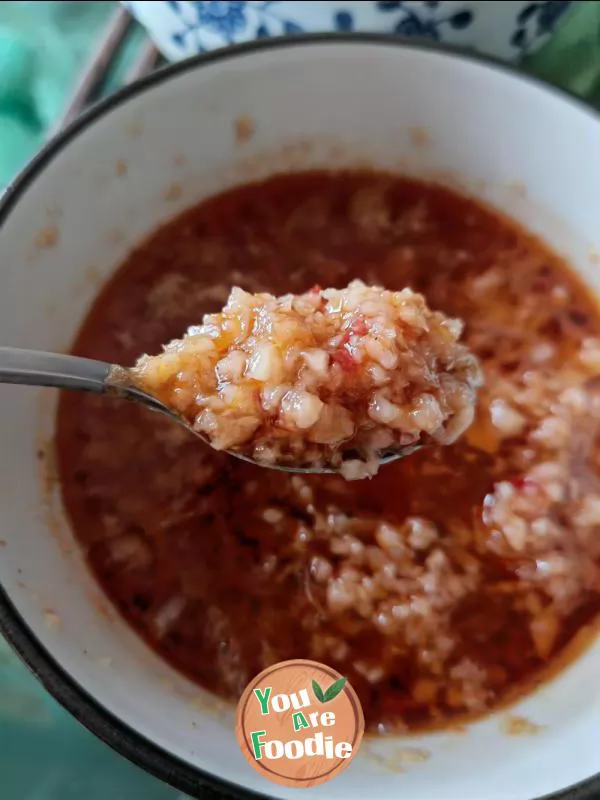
[124,0,575,62]
[0,35,599,800]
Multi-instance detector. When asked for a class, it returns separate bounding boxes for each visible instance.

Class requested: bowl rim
[0,31,599,800]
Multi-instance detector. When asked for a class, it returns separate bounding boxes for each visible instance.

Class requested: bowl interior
[0,37,599,800]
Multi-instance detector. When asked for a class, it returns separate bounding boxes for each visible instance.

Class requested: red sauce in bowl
[56,171,600,732]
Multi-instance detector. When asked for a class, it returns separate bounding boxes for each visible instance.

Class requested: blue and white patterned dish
[124,1,573,63]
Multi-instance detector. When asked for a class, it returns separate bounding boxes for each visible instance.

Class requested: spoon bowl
[0,347,416,474]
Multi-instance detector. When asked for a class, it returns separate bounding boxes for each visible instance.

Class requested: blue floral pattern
[195,1,249,37]
[394,14,440,41]
[333,11,354,32]
[125,1,573,62]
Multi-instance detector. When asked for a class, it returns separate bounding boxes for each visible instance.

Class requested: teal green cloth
[0,638,182,800]
[0,1,146,186]
[0,635,181,800]
[0,1,599,189]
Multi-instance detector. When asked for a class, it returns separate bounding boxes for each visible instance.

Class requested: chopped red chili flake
[332,348,356,371]
[351,317,370,336]
[511,476,543,493]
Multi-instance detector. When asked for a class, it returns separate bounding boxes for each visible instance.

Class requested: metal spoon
[0,347,418,474]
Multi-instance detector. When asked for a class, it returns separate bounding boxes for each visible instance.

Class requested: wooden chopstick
[53,6,133,134]
[126,41,161,84]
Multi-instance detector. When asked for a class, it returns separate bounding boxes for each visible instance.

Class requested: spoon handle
[0,347,111,393]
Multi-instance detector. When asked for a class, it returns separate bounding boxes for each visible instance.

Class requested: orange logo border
[236,659,364,788]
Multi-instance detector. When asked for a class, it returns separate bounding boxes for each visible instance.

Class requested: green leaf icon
[323,677,347,703]
[312,679,325,703]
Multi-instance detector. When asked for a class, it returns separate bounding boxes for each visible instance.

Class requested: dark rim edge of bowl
[0,32,599,800]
